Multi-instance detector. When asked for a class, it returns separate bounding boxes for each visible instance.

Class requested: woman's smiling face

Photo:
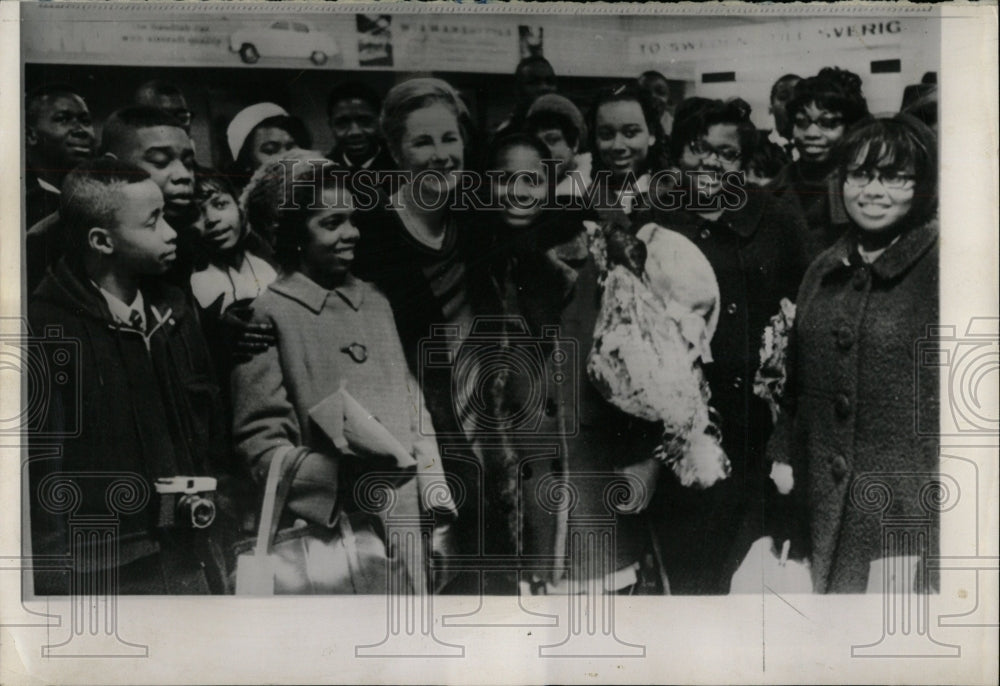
[792,102,846,163]
[594,100,654,179]
[679,123,743,198]
[492,144,548,230]
[397,102,464,199]
[300,187,359,284]
[842,144,916,234]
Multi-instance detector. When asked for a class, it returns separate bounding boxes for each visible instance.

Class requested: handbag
[729,536,813,594]
[232,446,412,595]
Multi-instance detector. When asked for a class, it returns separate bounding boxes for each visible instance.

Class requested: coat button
[852,266,869,290]
[732,376,743,390]
[699,228,712,240]
[831,455,849,480]
[544,398,558,417]
[726,302,738,315]
[835,325,854,350]
[835,393,851,418]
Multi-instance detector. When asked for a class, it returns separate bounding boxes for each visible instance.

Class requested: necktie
[129,309,144,332]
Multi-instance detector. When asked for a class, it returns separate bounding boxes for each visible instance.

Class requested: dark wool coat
[769,160,851,262]
[767,218,940,593]
[496,210,661,588]
[25,210,63,297]
[28,259,228,594]
[25,176,61,230]
[648,188,811,594]
[351,197,501,568]
[325,143,397,190]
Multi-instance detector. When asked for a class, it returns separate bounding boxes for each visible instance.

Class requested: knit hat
[226,102,289,160]
[526,94,587,145]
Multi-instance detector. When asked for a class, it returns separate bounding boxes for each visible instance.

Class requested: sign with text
[394,17,519,73]
[629,17,928,64]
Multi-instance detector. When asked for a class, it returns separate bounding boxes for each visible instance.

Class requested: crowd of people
[24,56,941,596]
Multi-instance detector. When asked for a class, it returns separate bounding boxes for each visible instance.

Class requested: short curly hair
[670,97,757,166]
[272,164,352,274]
[239,149,331,247]
[60,157,151,257]
[786,67,869,128]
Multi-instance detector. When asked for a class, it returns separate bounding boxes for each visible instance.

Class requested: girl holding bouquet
[766,114,939,593]
[649,98,811,594]
[586,84,665,217]
[485,133,668,594]
[231,166,456,594]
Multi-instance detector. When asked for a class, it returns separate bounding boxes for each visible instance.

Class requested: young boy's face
[328,98,379,163]
[198,189,242,253]
[120,125,196,222]
[108,179,178,275]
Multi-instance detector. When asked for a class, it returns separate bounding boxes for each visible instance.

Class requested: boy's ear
[87,227,115,256]
[25,126,38,147]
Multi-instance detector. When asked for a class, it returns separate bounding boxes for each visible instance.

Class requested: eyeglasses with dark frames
[688,139,742,163]
[793,113,844,131]
[844,168,917,190]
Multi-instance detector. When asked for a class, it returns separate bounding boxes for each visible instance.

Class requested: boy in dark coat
[28,158,228,595]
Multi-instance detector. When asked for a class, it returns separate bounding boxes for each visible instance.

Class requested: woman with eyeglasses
[769,67,870,259]
[765,114,939,593]
[646,97,811,594]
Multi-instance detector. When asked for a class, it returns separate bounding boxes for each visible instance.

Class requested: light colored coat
[231,272,435,529]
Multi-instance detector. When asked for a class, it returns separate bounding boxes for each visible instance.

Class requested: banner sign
[629,17,927,63]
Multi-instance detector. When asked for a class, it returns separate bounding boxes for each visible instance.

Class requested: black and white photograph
[1,2,997,684]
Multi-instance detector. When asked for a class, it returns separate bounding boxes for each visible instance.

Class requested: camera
[0,320,81,438]
[154,476,218,529]
[418,316,577,438]
[915,318,999,436]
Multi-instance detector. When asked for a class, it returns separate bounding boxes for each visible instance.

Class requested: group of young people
[24,58,940,596]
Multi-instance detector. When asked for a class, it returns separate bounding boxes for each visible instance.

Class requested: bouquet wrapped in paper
[586,220,730,489]
[753,297,796,424]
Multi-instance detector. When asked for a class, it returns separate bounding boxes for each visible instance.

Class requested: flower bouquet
[753,297,796,424]
[585,220,730,489]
